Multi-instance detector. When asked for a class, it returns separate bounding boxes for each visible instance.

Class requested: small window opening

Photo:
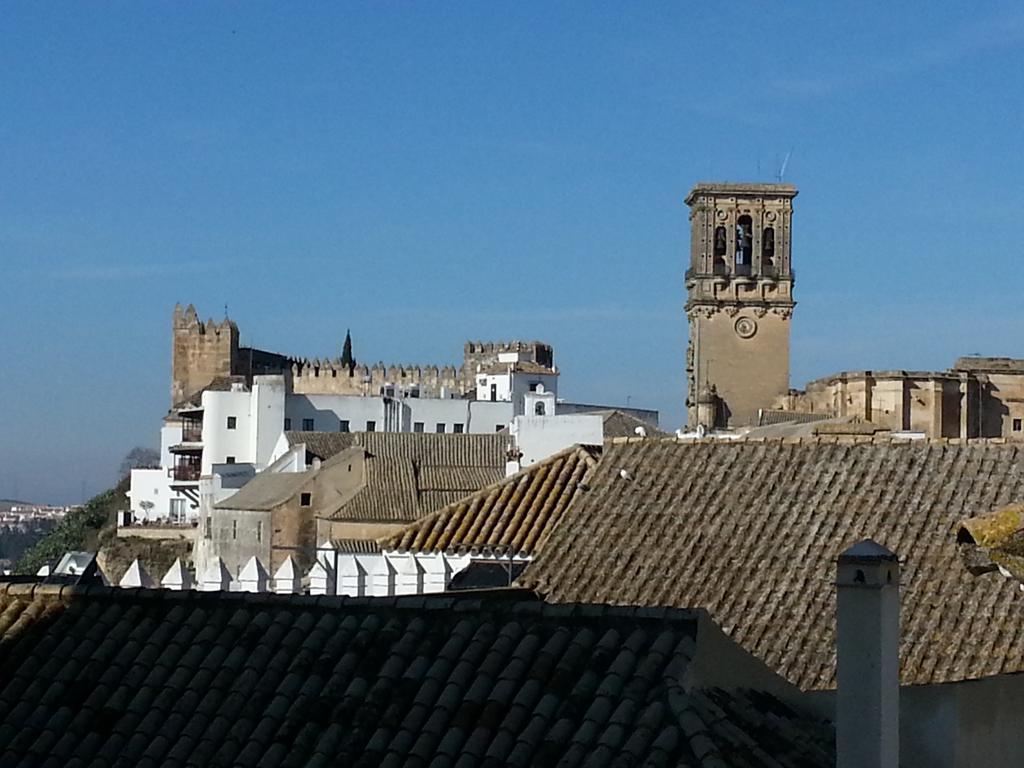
[713,226,727,257]
[256,521,262,543]
[436,423,445,433]
[1014,418,1022,432]
[204,516,211,539]
[366,420,376,432]
[226,416,237,430]
[453,423,464,434]
[414,422,424,433]
[226,456,235,464]
[300,492,312,507]
[302,418,314,431]
[736,216,753,268]
[232,520,237,540]
[490,383,497,402]
[534,402,546,416]
[762,226,776,266]
[339,420,350,433]
[284,417,292,431]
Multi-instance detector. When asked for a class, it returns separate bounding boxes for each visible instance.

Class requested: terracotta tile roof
[384,445,600,555]
[284,431,359,461]
[593,410,668,438]
[756,409,833,427]
[328,538,382,554]
[215,471,313,511]
[519,437,1024,690]
[324,433,508,523]
[0,584,833,767]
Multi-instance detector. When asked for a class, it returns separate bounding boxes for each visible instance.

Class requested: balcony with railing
[170,460,201,483]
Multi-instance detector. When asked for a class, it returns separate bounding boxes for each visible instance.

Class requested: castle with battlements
[171,304,555,407]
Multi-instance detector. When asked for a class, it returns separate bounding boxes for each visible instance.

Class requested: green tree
[14,478,127,575]
[340,329,355,373]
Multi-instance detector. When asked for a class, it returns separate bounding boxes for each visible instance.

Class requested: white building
[126,362,658,531]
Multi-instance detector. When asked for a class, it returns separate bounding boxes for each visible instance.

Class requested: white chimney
[836,539,900,768]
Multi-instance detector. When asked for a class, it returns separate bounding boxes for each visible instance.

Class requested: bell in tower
[684,182,798,428]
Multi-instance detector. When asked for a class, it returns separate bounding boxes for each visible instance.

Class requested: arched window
[713,226,727,257]
[534,401,546,416]
[762,227,775,265]
[736,216,753,268]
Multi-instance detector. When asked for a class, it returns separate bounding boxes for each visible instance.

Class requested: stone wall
[775,366,1024,440]
[171,304,240,406]
[170,304,554,404]
[290,361,463,397]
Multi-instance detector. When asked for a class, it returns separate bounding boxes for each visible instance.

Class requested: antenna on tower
[776,150,792,183]
[224,303,229,320]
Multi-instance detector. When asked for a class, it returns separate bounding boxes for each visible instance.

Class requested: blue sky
[2,2,1023,503]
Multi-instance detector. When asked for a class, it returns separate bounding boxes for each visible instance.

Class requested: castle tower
[684,183,798,428]
[171,304,240,407]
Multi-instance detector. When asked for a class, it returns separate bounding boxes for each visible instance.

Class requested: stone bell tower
[684,182,798,428]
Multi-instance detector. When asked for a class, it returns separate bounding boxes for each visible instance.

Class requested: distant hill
[0,500,35,512]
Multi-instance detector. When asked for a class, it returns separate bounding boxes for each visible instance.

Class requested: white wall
[202,390,254,474]
[126,468,172,522]
[287,394,385,433]
[511,414,603,469]
[251,376,285,469]
[160,424,182,469]
[468,401,514,433]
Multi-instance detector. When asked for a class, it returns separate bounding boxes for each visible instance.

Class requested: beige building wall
[691,310,790,428]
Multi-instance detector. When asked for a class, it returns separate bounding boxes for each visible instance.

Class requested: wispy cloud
[689,8,1024,120]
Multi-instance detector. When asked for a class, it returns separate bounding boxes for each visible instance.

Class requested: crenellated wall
[289,360,463,397]
[171,304,240,407]
[170,303,554,405]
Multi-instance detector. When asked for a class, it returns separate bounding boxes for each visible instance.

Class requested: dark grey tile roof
[519,437,1024,690]
[325,433,508,523]
[0,584,834,767]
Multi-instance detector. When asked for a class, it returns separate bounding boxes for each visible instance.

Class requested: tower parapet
[171,304,241,407]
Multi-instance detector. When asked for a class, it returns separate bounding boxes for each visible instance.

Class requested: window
[436,423,445,433]
[529,382,539,392]
[256,521,262,543]
[169,498,186,524]
[226,416,237,430]
[713,225,727,257]
[534,402,546,416]
[300,492,312,507]
[762,226,776,265]
[302,418,314,431]
[414,422,424,433]
[366,420,376,432]
[736,215,753,268]
[496,425,504,432]
[453,423,464,434]
[232,520,237,540]
[226,456,235,464]
[339,420,350,433]
[204,516,211,539]
[1014,418,1022,432]
[284,417,292,430]
[490,383,497,402]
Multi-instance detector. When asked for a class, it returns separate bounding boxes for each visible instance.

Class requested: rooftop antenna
[776,150,792,183]
[224,303,229,320]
